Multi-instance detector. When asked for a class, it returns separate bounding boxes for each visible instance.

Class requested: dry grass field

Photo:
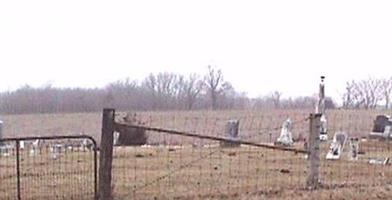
[1,142,391,200]
[1,109,392,199]
[1,109,386,143]
[0,149,95,200]
[112,143,392,200]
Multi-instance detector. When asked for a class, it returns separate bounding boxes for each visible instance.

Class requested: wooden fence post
[99,108,115,200]
[306,113,321,189]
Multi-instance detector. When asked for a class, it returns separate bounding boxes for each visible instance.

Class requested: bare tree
[342,81,354,109]
[141,73,158,109]
[217,82,237,109]
[204,65,225,110]
[105,78,140,110]
[381,77,392,109]
[181,74,204,110]
[355,78,383,109]
[343,78,383,109]
[156,72,178,97]
[156,72,179,109]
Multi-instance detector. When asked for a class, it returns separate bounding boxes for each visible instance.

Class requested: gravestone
[372,115,392,133]
[383,126,392,138]
[319,115,328,141]
[50,144,63,160]
[116,126,147,146]
[326,132,347,160]
[80,139,90,151]
[315,76,328,141]
[220,120,240,147]
[116,113,148,146]
[29,139,41,156]
[369,157,389,165]
[370,115,392,139]
[0,144,12,157]
[113,132,120,146]
[275,118,293,146]
[348,138,359,160]
[20,141,25,150]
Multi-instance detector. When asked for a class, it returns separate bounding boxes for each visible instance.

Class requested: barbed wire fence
[2,109,392,199]
[98,109,392,199]
[99,109,311,199]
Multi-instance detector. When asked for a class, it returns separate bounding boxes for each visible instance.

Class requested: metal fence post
[306,113,321,189]
[99,108,115,200]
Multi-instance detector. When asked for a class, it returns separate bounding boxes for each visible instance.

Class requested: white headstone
[319,115,328,141]
[276,118,293,146]
[369,157,389,165]
[0,145,12,157]
[113,132,120,146]
[326,132,347,160]
[80,139,89,151]
[51,144,63,160]
[29,139,41,156]
[29,149,36,156]
[19,141,25,150]
[383,126,392,138]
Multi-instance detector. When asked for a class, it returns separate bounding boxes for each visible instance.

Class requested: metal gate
[0,135,98,200]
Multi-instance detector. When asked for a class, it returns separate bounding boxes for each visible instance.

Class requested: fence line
[99,109,317,199]
[3,108,392,199]
[102,109,392,199]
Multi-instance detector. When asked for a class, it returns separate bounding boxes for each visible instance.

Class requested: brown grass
[111,142,392,200]
[2,109,387,144]
[1,109,392,199]
[1,140,391,199]
[0,150,95,200]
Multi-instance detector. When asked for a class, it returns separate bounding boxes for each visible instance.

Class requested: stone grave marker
[220,119,240,147]
[320,114,328,141]
[348,137,359,160]
[275,118,293,146]
[326,132,347,160]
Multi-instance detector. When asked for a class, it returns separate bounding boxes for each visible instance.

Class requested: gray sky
[1,0,391,102]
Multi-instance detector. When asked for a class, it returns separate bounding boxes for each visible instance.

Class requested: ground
[1,109,392,199]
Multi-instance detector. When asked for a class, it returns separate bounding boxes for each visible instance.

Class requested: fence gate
[0,135,98,200]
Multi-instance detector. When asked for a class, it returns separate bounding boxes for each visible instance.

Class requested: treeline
[0,66,336,114]
[342,77,392,109]
[2,70,390,115]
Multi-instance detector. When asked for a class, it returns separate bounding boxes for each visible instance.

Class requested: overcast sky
[1,1,391,102]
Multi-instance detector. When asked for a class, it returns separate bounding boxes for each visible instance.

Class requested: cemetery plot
[111,139,392,200]
[2,107,392,199]
[107,110,392,199]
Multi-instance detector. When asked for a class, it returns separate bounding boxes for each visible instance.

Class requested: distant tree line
[0,66,340,114]
[342,77,392,109]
